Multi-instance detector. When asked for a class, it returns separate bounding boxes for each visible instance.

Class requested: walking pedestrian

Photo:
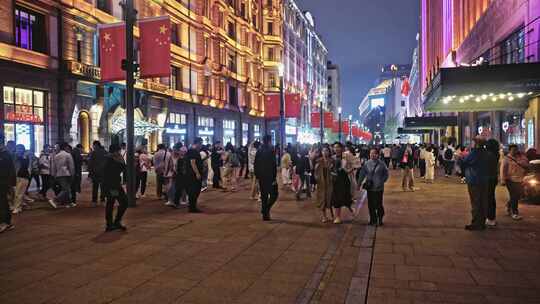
[135,146,151,199]
[358,148,389,226]
[419,144,427,178]
[331,142,354,224]
[391,144,400,170]
[170,144,189,208]
[200,145,210,192]
[0,139,16,233]
[484,139,500,227]
[25,151,40,199]
[50,143,75,208]
[281,148,292,188]
[424,146,436,183]
[70,144,83,206]
[88,141,107,206]
[461,137,489,231]
[399,144,415,191]
[13,144,30,213]
[153,144,171,200]
[501,144,529,221]
[248,141,260,200]
[103,144,128,232]
[295,147,311,200]
[443,144,455,177]
[382,145,391,168]
[185,137,204,213]
[314,147,333,223]
[38,145,52,200]
[254,135,279,221]
[211,141,224,189]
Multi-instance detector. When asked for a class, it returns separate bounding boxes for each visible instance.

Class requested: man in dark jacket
[211,141,223,189]
[88,141,107,206]
[0,140,17,233]
[71,144,83,206]
[461,137,489,231]
[254,135,279,221]
[103,144,128,232]
[295,148,311,200]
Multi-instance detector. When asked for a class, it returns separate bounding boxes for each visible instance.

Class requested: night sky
[296,0,420,118]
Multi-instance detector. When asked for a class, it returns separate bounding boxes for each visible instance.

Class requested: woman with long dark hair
[331,142,353,224]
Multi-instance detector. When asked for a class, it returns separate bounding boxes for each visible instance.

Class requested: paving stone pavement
[1,170,539,304]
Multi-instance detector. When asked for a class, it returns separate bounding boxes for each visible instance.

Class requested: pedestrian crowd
[0,133,537,233]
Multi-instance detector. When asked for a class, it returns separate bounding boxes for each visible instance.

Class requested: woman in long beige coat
[314,147,334,223]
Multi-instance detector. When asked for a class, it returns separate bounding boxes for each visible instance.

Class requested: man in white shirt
[50,143,75,207]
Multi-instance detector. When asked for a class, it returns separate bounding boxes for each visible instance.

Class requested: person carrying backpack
[443,145,455,177]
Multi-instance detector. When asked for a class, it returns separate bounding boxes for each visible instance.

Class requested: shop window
[242,122,249,146]
[198,116,214,127]
[14,6,47,53]
[169,113,187,125]
[223,119,236,145]
[96,0,111,14]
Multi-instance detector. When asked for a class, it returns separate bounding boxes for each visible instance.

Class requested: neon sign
[6,112,42,123]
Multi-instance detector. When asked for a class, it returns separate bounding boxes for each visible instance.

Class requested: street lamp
[338,106,342,143]
[278,63,285,156]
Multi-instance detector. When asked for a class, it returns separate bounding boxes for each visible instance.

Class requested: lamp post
[278,63,285,156]
[338,106,342,143]
[123,0,137,207]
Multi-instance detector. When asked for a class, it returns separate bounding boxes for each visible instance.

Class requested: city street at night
[1,171,540,304]
[2,0,540,303]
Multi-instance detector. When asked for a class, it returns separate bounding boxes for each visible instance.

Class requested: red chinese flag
[139,16,172,78]
[265,94,280,118]
[285,93,301,118]
[352,126,359,137]
[342,121,350,134]
[332,120,339,133]
[99,22,126,82]
[323,112,333,127]
[310,112,320,128]
[401,77,411,97]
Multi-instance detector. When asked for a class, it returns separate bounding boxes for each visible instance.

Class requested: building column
[490,111,501,142]
[469,112,477,140]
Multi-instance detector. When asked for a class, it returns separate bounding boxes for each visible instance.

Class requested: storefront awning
[423,63,540,113]
[403,116,457,130]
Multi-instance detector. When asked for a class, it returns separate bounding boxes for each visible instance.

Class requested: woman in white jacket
[425,146,436,183]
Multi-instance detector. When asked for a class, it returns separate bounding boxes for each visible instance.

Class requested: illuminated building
[0,0,268,152]
[263,0,328,144]
[326,61,340,115]
[421,0,540,149]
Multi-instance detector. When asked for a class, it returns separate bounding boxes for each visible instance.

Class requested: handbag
[363,161,379,190]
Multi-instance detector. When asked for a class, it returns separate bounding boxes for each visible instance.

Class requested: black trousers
[444,161,454,175]
[71,175,81,204]
[391,158,398,170]
[467,183,488,227]
[0,186,12,225]
[40,174,51,196]
[486,178,497,220]
[506,181,523,215]
[105,187,128,226]
[419,159,426,177]
[186,180,202,211]
[156,173,166,198]
[296,173,311,199]
[173,178,187,206]
[135,171,148,195]
[367,190,384,223]
[26,173,40,193]
[212,165,221,188]
[259,181,279,216]
[92,177,106,202]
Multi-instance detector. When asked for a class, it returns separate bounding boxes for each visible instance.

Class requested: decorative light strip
[442,92,534,105]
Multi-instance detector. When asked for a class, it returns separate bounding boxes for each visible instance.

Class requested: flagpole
[124,0,136,207]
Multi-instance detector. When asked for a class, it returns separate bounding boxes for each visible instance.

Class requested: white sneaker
[180,200,188,206]
[140,194,146,198]
[12,207,22,214]
[511,214,522,221]
[48,199,58,209]
[333,217,342,224]
[201,187,208,192]
[136,193,141,199]
[486,219,497,227]
[165,201,175,206]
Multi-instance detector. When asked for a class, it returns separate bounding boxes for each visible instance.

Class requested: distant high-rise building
[326,61,341,114]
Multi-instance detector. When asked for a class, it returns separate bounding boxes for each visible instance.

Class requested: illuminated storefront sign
[166,126,187,134]
[285,125,297,135]
[6,111,42,123]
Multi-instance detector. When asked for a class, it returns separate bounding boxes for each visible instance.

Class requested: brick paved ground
[1,170,539,304]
